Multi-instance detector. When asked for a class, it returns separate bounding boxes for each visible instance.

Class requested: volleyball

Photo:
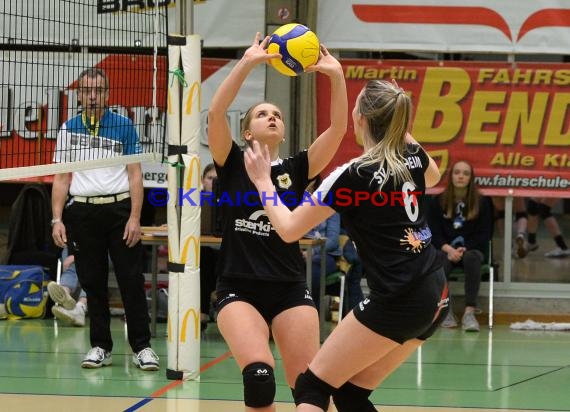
[267,23,320,76]
[4,282,47,319]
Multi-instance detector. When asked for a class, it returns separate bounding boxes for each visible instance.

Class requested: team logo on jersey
[399,227,425,253]
[276,173,292,189]
[234,210,274,237]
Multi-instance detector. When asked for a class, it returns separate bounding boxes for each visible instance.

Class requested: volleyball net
[0,1,169,180]
[2,1,205,380]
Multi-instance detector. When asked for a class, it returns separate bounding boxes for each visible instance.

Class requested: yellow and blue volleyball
[267,23,320,76]
[5,282,47,319]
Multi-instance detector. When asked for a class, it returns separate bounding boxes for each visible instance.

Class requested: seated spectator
[428,160,493,332]
[47,246,87,327]
[527,198,570,258]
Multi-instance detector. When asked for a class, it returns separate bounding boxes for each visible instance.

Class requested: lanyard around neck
[81,112,100,137]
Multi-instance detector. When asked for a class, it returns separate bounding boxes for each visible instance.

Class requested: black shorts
[216,278,316,324]
[353,268,449,344]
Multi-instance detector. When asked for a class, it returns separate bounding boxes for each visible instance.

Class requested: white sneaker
[440,311,458,328]
[462,312,480,332]
[47,281,76,310]
[52,303,86,327]
[82,347,112,368]
[544,247,570,258]
[132,347,160,371]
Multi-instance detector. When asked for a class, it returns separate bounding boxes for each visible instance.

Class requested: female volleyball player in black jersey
[245,80,446,412]
[207,32,347,411]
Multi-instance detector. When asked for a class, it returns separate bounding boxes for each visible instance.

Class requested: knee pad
[515,211,528,221]
[333,382,376,412]
[538,203,552,220]
[527,199,539,216]
[242,362,275,408]
[294,369,334,410]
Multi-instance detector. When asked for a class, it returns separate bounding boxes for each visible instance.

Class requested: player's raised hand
[305,44,341,75]
[244,140,272,189]
[242,32,281,66]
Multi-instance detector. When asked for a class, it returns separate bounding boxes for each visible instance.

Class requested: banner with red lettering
[318,0,570,55]
[318,59,570,197]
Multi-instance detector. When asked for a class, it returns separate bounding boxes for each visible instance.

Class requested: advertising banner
[12,1,570,54]
[317,0,570,55]
[318,59,570,197]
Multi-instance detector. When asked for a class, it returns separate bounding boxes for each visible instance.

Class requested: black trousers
[65,199,151,353]
[442,249,484,308]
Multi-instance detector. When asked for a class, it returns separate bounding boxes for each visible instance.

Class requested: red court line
[150,350,233,398]
[200,350,233,373]
[150,379,184,398]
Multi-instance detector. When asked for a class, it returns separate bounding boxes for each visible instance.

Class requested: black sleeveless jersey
[214,142,309,282]
[315,144,441,301]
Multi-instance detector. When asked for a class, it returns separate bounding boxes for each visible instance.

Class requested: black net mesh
[0,1,169,179]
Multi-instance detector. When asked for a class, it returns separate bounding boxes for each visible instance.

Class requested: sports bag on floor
[0,265,48,319]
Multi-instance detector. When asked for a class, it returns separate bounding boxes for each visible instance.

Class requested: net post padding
[166,34,202,381]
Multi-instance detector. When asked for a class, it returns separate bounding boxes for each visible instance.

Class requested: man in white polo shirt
[51,68,159,371]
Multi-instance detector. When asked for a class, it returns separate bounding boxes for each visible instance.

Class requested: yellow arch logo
[184,81,201,115]
[180,308,200,341]
[184,156,201,190]
[181,235,200,268]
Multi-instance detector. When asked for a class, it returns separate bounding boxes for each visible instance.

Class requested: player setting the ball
[206,31,347,410]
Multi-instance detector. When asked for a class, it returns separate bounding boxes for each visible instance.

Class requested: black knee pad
[294,369,334,410]
[515,211,528,221]
[527,199,539,216]
[333,381,376,412]
[242,362,275,408]
[538,203,552,220]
